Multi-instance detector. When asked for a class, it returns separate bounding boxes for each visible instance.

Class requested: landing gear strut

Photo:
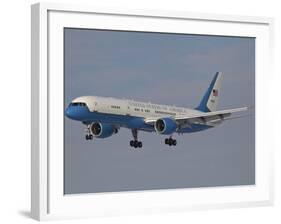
[165,137,177,146]
[130,129,142,149]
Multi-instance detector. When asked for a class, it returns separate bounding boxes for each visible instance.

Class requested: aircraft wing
[144,107,248,125]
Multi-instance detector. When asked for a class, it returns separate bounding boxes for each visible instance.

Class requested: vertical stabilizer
[196,72,222,112]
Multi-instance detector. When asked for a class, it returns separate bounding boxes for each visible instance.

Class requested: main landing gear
[165,137,177,146]
[130,129,142,149]
[130,140,142,148]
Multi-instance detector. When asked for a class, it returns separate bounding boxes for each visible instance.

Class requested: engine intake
[90,122,117,138]
[155,117,177,135]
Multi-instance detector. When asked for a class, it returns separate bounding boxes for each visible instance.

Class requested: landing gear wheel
[138,141,142,148]
[168,138,173,146]
[133,140,138,148]
[172,139,177,146]
[130,140,134,147]
[165,138,169,145]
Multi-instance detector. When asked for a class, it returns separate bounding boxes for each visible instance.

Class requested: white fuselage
[71,96,205,119]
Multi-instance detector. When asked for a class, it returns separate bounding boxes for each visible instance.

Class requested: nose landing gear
[85,124,93,140]
[85,134,93,140]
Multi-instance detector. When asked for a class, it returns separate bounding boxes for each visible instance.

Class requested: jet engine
[90,122,118,138]
[154,117,177,135]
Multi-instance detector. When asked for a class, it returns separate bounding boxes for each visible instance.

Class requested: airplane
[65,72,248,149]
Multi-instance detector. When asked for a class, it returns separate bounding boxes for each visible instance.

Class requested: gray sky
[64,28,255,194]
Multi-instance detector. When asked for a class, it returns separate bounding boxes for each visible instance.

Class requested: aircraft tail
[196,72,222,112]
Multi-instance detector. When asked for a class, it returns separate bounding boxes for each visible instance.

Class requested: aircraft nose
[65,107,73,119]
[65,104,89,120]
[65,105,80,119]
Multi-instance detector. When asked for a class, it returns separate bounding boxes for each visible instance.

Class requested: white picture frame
[31,2,274,221]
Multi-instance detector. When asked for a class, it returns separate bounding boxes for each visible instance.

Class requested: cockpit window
[70,102,87,107]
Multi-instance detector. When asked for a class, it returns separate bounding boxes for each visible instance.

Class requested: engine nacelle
[154,117,177,135]
[90,122,117,138]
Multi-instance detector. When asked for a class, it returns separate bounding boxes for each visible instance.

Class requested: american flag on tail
[212,89,218,96]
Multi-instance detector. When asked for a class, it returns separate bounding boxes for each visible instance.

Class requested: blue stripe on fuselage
[65,105,212,133]
[179,123,213,133]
